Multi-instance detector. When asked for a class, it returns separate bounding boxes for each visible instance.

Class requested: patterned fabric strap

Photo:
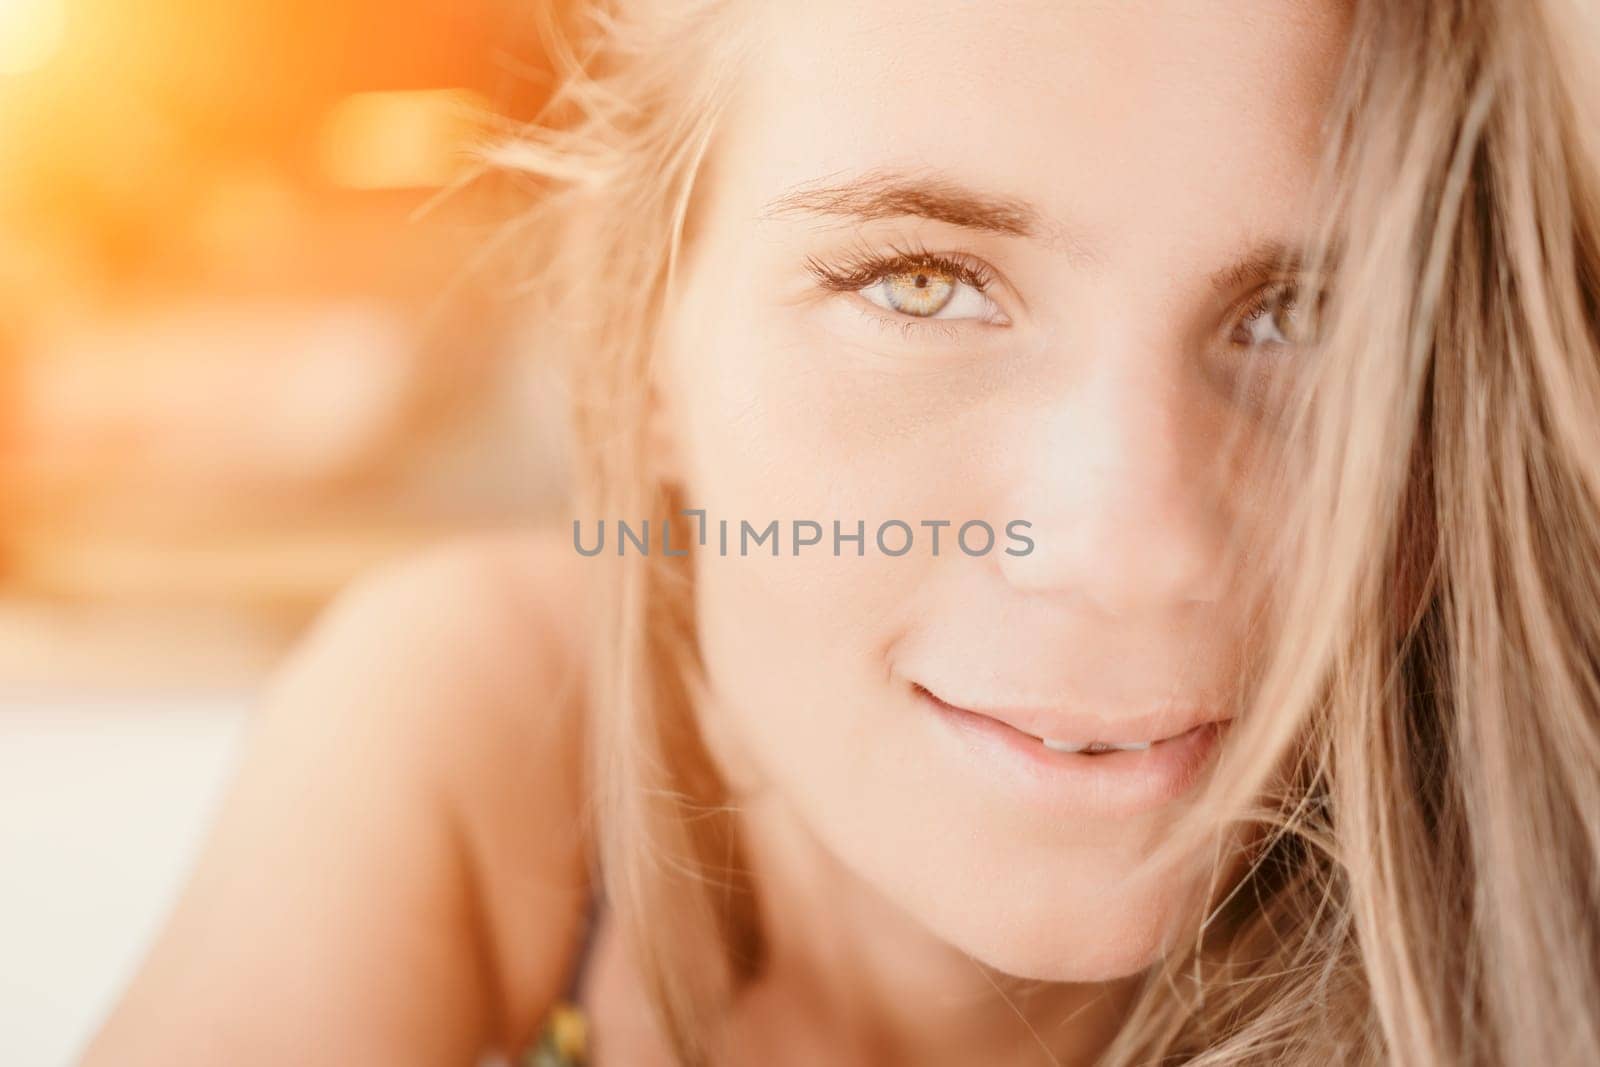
[520,1000,590,1067]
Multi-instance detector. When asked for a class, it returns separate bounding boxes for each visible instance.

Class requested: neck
[716,788,1135,1067]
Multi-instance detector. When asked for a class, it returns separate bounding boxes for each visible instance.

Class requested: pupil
[914,273,929,288]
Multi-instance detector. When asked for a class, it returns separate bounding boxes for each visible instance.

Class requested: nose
[998,348,1230,616]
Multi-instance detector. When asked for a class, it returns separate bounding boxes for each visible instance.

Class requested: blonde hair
[491,1,1600,1063]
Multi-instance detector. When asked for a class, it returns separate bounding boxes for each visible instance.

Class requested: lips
[912,683,1231,751]
[912,682,1234,817]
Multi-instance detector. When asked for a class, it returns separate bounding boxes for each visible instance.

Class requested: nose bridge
[1001,341,1227,612]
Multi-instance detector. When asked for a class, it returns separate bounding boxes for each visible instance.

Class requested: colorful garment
[521,1000,589,1067]
[521,892,602,1066]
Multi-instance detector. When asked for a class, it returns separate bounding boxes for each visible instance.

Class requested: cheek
[671,295,990,698]
[670,293,994,822]
[675,313,940,777]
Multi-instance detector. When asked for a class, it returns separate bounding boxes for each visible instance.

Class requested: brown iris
[879,268,956,317]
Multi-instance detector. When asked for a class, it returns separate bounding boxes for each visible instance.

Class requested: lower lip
[917,688,1229,819]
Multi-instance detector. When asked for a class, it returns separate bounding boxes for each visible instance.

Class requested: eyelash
[805,241,996,294]
[804,240,999,339]
[1239,281,1292,320]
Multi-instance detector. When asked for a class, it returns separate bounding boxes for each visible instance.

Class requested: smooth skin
[83,1,1350,1064]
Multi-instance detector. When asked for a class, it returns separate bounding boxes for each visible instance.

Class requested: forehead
[707,0,1352,261]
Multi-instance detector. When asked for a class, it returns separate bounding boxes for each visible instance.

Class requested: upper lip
[915,683,1232,746]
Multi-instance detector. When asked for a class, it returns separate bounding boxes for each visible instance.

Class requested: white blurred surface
[0,696,250,1067]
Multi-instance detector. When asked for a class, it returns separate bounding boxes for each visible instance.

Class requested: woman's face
[659,0,1349,980]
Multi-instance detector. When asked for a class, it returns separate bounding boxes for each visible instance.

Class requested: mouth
[912,682,1234,817]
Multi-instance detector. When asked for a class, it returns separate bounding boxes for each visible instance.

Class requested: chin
[963,894,1182,983]
[895,847,1208,985]
[982,924,1170,984]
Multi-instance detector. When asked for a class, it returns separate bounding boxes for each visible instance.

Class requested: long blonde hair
[491,1,1600,1063]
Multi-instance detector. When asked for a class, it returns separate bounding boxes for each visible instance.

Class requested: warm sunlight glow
[0,0,64,75]
[317,88,488,190]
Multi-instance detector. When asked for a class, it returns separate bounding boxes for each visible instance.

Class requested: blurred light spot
[317,88,488,190]
[190,168,300,267]
[0,0,64,75]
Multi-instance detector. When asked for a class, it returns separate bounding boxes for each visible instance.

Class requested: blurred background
[0,2,573,1061]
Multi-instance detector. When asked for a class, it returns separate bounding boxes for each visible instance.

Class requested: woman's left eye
[858,266,998,321]
[1232,283,1320,348]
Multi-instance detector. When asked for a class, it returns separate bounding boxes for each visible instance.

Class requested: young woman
[82,1,1600,1064]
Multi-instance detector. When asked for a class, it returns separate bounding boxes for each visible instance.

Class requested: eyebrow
[761,168,1083,250]
[1207,241,1323,294]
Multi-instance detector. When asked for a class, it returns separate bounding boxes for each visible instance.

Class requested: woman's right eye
[805,249,1010,330]
[858,266,1002,322]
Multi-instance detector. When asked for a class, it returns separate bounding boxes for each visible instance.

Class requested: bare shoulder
[266,525,598,1040]
[80,526,594,1066]
[290,524,588,697]
[275,525,591,769]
